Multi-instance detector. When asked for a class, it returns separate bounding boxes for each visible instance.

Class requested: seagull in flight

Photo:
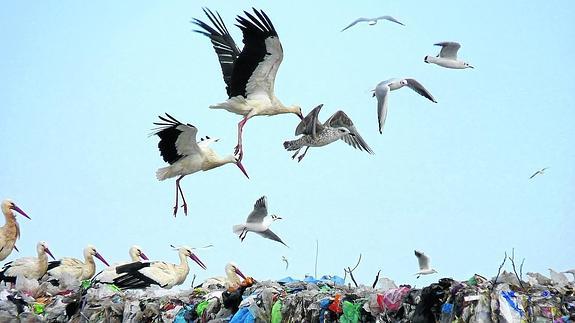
[529,167,548,179]
[373,78,437,134]
[424,42,474,69]
[233,196,287,247]
[414,250,437,278]
[284,104,373,162]
[341,16,405,32]
[192,8,303,161]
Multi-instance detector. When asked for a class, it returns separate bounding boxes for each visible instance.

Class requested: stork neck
[83,255,96,279]
[2,213,20,240]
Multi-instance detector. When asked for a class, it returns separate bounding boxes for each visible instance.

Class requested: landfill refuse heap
[0,272,573,322]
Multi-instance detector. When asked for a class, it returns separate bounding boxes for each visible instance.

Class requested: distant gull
[284,104,373,162]
[373,78,437,133]
[341,16,405,32]
[282,256,289,270]
[152,113,249,216]
[424,42,474,69]
[529,167,549,179]
[192,8,303,161]
[233,196,288,247]
[414,250,437,278]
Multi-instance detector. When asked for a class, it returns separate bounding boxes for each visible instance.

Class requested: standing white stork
[0,241,55,285]
[201,262,247,290]
[192,8,304,161]
[45,245,110,282]
[0,199,31,261]
[153,113,249,217]
[92,245,149,284]
[112,245,207,289]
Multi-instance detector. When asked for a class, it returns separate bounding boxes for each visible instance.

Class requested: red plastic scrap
[377,286,411,311]
[329,294,343,313]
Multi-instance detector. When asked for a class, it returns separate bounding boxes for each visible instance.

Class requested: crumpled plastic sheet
[0,272,573,322]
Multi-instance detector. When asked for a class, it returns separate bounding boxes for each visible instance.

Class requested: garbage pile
[0,272,574,322]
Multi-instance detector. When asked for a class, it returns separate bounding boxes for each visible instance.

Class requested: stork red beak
[235,267,247,280]
[11,204,30,220]
[45,247,56,260]
[189,253,207,270]
[236,161,249,179]
[94,252,110,267]
[140,252,149,261]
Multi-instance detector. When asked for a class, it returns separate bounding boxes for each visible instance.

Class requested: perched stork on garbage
[0,199,31,261]
[414,250,438,278]
[192,8,304,161]
[92,245,149,284]
[0,241,55,285]
[201,262,247,290]
[112,245,207,289]
[233,196,288,247]
[153,113,249,216]
[45,245,110,282]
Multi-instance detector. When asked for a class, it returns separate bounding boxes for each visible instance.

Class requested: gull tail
[283,139,303,151]
[232,224,246,235]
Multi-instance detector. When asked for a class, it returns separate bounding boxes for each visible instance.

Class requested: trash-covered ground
[0,271,574,322]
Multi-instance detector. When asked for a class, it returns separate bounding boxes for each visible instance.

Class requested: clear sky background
[1,1,574,288]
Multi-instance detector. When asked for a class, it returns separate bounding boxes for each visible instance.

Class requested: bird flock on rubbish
[1,7,554,292]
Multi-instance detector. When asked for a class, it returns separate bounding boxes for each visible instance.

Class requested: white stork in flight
[192,8,304,161]
[0,199,31,261]
[153,113,249,217]
[111,245,207,290]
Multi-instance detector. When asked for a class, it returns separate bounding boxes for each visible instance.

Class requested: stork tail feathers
[156,166,172,181]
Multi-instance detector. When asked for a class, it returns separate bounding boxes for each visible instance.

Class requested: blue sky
[1,0,574,287]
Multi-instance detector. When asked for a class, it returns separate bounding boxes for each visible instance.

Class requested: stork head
[177,246,207,270]
[226,262,247,280]
[289,105,304,120]
[38,241,56,260]
[85,245,110,267]
[1,199,31,219]
[130,245,149,261]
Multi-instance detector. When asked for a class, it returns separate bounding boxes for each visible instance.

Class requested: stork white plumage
[373,78,437,134]
[233,196,288,247]
[424,42,474,69]
[0,199,31,261]
[0,241,55,285]
[92,245,149,284]
[153,113,249,217]
[414,250,438,278]
[201,262,247,290]
[192,8,304,161]
[112,246,207,290]
[45,245,110,282]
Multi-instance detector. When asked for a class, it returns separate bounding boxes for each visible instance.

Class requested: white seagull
[529,167,549,179]
[0,199,31,261]
[0,241,56,285]
[233,196,287,247]
[153,113,249,217]
[284,104,373,162]
[192,8,303,161]
[45,245,110,282]
[424,42,474,69]
[92,245,149,284]
[373,78,437,134]
[112,245,207,290]
[341,16,405,32]
[414,250,437,278]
